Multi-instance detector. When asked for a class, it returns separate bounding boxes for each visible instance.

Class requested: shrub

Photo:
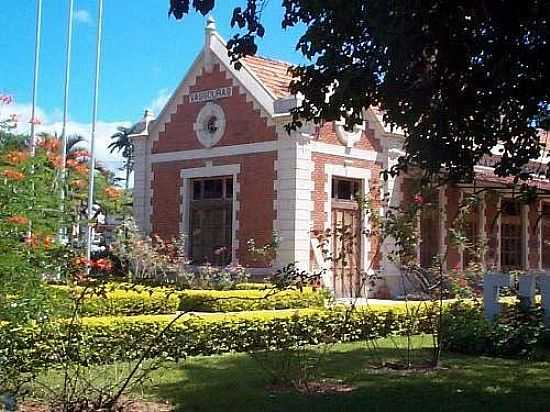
[51,284,327,316]
[442,300,545,358]
[178,288,328,312]
[51,284,180,316]
[0,307,434,367]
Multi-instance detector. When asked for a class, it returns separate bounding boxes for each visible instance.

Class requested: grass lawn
[28,336,550,412]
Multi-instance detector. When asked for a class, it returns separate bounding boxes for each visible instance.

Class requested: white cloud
[74,9,92,25]
[5,102,131,180]
[148,88,172,115]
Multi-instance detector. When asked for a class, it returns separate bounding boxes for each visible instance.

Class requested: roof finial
[206,15,216,32]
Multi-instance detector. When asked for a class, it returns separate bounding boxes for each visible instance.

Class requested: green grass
[26,336,550,412]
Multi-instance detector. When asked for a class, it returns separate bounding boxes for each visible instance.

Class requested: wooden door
[331,202,362,298]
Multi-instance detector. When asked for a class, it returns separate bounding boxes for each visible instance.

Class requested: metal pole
[59,0,75,243]
[86,0,104,264]
[30,0,43,156]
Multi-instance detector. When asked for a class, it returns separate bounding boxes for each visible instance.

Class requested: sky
[0,0,305,173]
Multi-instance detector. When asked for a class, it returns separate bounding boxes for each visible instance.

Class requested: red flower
[103,186,122,200]
[2,169,25,181]
[93,258,112,271]
[413,193,425,205]
[6,215,29,225]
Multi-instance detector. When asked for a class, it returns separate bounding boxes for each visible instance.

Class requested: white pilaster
[275,133,314,271]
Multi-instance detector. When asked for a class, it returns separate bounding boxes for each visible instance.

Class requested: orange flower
[72,163,89,176]
[66,159,79,168]
[70,179,87,189]
[39,137,60,153]
[47,153,63,168]
[73,255,91,267]
[43,235,55,249]
[103,186,122,200]
[24,233,55,249]
[2,169,25,181]
[4,150,28,165]
[6,215,29,225]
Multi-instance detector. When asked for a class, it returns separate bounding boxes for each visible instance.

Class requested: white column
[275,133,314,271]
[132,134,150,233]
[380,149,402,293]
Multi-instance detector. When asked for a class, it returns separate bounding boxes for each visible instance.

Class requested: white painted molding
[180,164,240,179]
[311,141,378,161]
[152,141,277,163]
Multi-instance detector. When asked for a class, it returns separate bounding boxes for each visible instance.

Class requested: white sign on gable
[189,87,232,104]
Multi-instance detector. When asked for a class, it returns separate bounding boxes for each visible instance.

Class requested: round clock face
[194,102,226,147]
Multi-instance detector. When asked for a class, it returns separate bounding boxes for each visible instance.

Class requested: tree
[108,126,134,190]
[168,0,550,183]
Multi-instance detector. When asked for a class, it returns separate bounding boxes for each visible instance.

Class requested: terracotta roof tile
[242,55,295,98]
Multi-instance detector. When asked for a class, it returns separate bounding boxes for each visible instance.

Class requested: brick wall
[150,63,278,268]
[153,64,277,154]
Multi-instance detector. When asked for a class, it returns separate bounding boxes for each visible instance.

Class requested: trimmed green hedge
[1,307,435,368]
[178,288,327,312]
[50,284,327,316]
[51,285,181,316]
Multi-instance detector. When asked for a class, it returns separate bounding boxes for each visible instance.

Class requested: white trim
[310,141,378,161]
[152,141,277,163]
[275,135,313,270]
[180,164,241,263]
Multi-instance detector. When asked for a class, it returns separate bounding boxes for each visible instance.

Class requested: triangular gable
[149,23,294,141]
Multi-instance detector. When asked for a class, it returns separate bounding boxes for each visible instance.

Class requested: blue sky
[0,1,304,169]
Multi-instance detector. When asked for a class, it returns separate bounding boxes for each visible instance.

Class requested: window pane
[337,180,352,200]
[192,180,202,200]
[225,178,233,199]
[203,179,224,199]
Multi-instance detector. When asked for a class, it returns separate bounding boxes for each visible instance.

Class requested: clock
[193,102,226,148]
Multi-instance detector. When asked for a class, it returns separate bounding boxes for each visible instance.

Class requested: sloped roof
[242,55,294,98]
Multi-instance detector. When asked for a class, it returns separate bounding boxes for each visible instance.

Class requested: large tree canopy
[169,0,550,182]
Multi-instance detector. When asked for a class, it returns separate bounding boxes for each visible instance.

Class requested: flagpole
[30,0,43,156]
[86,0,104,265]
[59,0,74,243]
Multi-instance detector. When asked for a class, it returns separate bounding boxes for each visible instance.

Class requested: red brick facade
[153,65,277,154]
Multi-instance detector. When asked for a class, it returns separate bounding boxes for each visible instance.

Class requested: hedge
[0,307,436,368]
[178,288,327,312]
[50,285,181,316]
[49,285,327,316]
